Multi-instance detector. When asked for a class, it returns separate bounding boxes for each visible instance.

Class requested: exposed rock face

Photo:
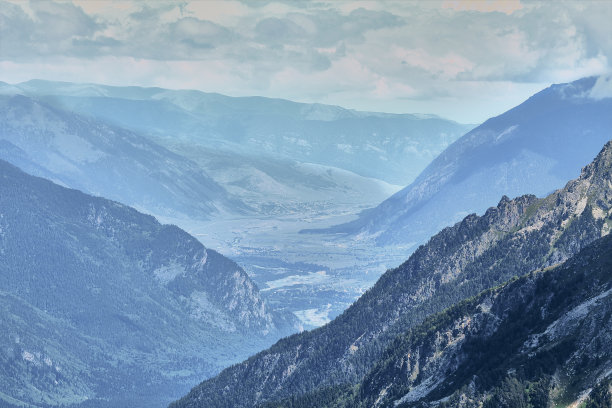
[172,140,612,408]
[356,232,612,407]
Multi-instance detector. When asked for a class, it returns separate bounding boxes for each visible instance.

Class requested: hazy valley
[2,1,612,406]
[2,74,611,407]
[0,80,472,327]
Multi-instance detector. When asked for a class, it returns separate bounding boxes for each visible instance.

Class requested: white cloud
[589,74,612,99]
[1,0,611,122]
[442,0,523,15]
[391,47,476,80]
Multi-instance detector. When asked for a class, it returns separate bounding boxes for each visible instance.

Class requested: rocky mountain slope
[172,140,612,407]
[0,159,296,407]
[0,94,243,221]
[319,75,612,248]
[263,231,612,407]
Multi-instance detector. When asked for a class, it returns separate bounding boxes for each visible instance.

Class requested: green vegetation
[585,377,612,408]
[258,384,357,408]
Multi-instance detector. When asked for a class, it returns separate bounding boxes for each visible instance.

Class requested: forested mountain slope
[172,140,612,407]
[263,231,612,407]
[0,159,296,407]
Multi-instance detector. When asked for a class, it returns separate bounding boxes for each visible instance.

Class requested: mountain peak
[323,75,612,247]
[582,139,612,179]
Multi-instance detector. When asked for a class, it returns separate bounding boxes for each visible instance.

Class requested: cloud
[589,74,612,100]
[305,7,405,47]
[442,0,523,15]
[255,17,308,46]
[0,0,103,58]
[252,7,404,49]
[1,0,611,123]
[170,17,236,49]
[128,3,177,21]
[392,47,476,80]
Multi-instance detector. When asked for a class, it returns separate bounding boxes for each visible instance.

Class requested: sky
[1,0,611,123]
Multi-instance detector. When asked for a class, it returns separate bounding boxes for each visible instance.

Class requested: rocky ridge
[172,140,612,407]
[264,231,612,407]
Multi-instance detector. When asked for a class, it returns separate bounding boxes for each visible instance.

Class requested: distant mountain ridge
[0,94,244,221]
[1,79,473,187]
[0,159,297,407]
[316,75,612,248]
[171,139,612,407]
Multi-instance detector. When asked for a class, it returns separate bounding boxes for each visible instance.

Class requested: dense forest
[259,232,612,407]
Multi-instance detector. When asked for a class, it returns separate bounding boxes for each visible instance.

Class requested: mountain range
[317,76,612,250]
[0,79,471,219]
[262,232,612,407]
[0,159,296,407]
[2,75,611,407]
[0,94,242,221]
[5,79,472,187]
[172,139,612,407]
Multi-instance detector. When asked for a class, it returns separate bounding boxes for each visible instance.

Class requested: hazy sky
[1,0,611,122]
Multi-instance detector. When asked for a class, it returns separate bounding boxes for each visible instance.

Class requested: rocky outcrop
[262,232,612,407]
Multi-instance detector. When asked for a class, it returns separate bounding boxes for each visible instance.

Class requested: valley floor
[156,198,411,329]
